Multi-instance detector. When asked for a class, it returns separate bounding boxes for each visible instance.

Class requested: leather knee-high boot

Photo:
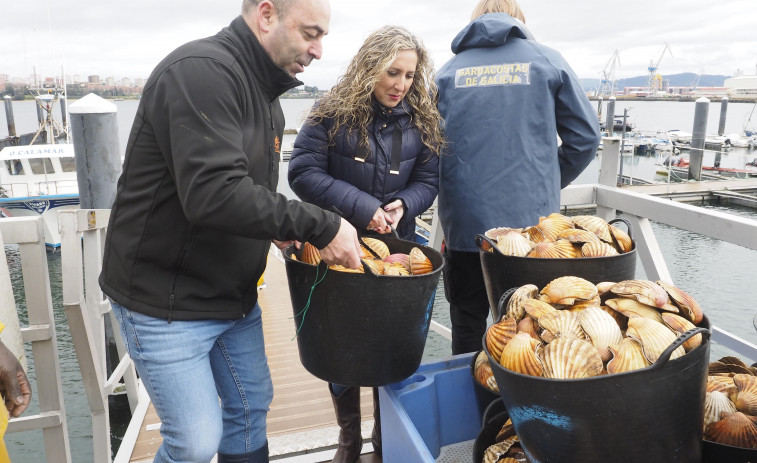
[217,441,269,462]
[371,387,382,457]
[330,384,363,463]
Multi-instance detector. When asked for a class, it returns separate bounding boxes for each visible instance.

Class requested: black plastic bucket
[484,311,711,462]
[472,398,509,462]
[283,236,443,387]
[476,218,637,320]
[702,440,757,462]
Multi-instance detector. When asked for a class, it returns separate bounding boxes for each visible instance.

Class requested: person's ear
[258,0,276,32]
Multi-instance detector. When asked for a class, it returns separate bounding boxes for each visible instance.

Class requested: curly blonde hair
[306,25,445,155]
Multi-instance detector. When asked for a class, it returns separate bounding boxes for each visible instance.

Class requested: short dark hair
[241,0,293,20]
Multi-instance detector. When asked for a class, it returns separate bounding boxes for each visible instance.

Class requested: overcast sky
[4,0,756,89]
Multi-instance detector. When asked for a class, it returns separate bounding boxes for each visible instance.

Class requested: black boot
[217,441,269,463]
[330,384,363,463]
[371,387,382,457]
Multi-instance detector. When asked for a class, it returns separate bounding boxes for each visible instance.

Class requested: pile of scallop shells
[480,417,528,463]
[482,276,705,382]
[704,356,757,449]
[291,238,434,276]
[483,213,632,258]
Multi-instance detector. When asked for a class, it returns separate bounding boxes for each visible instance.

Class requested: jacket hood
[451,13,530,54]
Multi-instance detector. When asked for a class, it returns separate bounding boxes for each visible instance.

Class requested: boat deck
[128,254,380,462]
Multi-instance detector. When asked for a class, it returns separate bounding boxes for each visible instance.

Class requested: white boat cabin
[0,144,78,198]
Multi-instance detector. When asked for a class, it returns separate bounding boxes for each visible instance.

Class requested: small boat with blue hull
[0,143,79,247]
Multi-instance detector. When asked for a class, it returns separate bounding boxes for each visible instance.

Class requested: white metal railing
[0,216,71,462]
[428,137,757,360]
[58,209,139,463]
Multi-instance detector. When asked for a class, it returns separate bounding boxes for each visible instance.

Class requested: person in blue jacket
[288,25,445,463]
[436,0,601,355]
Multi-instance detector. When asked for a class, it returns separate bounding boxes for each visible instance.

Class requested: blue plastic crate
[378,353,497,462]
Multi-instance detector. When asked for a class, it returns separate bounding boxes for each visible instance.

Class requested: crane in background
[596,50,621,97]
[647,43,673,95]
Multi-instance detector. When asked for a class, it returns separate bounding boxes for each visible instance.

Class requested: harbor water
[2,98,757,462]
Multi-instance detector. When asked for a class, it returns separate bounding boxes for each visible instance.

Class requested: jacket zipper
[168,246,191,323]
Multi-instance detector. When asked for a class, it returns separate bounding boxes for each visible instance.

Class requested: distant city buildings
[1,72,147,99]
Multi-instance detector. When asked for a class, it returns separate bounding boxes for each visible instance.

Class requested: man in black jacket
[99,1,360,462]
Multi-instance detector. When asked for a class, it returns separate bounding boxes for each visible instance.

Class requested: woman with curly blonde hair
[288,25,444,462]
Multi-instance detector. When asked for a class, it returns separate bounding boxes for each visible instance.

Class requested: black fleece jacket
[99,16,340,321]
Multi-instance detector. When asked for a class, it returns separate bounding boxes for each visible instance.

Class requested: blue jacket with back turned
[436,13,601,252]
[288,101,439,241]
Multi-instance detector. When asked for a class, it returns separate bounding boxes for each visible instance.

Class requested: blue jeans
[111,301,273,462]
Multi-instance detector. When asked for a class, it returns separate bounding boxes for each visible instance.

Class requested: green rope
[291,264,328,340]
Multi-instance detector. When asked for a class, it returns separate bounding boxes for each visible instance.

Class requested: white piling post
[68,93,122,209]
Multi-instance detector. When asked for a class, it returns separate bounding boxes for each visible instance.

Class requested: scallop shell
[610,280,672,310]
[494,418,517,443]
[609,223,633,253]
[485,226,523,241]
[540,329,556,344]
[596,281,617,299]
[499,332,543,377]
[661,313,701,351]
[516,316,540,340]
[522,299,558,320]
[361,237,390,259]
[556,228,603,244]
[361,259,384,275]
[383,264,410,276]
[571,215,612,243]
[527,240,577,259]
[504,284,539,321]
[605,297,663,323]
[626,317,685,364]
[579,306,624,362]
[474,358,499,394]
[483,438,520,463]
[600,304,628,331]
[708,375,737,396]
[541,336,603,379]
[496,230,534,257]
[526,218,570,243]
[704,391,739,430]
[538,310,585,340]
[704,411,757,448]
[329,264,364,273]
[540,276,598,305]
[542,213,575,230]
[300,242,322,265]
[655,280,704,324]
[383,253,410,270]
[565,296,602,311]
[607,337,649,374]
[734,374,757,416]
[486,317,518,362]
[408,247,433,275]
[581,241,620,258]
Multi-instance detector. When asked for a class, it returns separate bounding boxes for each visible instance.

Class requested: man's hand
[0,340,31,418]
[273,239,301,251]
[319,218,362,268]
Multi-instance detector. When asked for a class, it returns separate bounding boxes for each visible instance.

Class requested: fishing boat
[0,91,79,248]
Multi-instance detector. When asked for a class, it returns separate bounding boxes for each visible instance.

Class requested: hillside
[580,73,732,93]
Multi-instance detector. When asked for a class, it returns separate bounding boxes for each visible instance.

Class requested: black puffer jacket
[99,16,340,321]
[288,101,439,240]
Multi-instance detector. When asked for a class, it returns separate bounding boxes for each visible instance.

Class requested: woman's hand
[273,239,301,251]
[368,207,393,234]
[383,200,405,229]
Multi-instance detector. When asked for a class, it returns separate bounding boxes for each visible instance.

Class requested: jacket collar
[451,13,533,54]
[223,16,302,101]
[373,98,412,123]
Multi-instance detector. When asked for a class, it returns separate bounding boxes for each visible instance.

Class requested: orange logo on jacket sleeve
[274,136,281,155]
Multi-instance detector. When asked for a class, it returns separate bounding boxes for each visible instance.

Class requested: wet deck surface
[129,254,378,462]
